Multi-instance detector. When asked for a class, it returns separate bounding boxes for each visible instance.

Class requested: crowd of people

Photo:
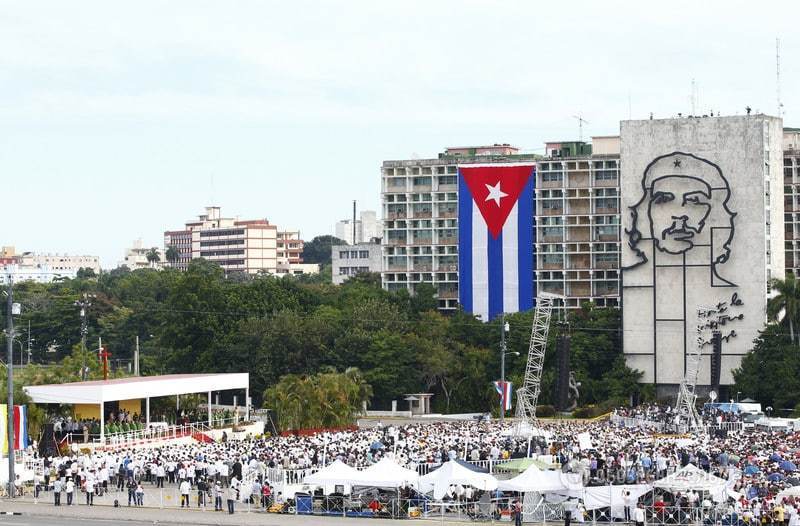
[22,405,800,523]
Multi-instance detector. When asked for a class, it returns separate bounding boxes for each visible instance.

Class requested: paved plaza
[0,499,477,526]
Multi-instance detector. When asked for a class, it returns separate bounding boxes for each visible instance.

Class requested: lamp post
[75,293,95,380]
[500,315,511,422]
[4,274,17,498]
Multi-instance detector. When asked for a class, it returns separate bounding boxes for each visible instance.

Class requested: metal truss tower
[515,293,560,429]
[674,306,714,431]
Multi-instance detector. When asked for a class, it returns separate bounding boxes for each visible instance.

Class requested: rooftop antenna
[352,200,357,245]
[690,79,697,116]
[777,37,784,118]
[572,115,589,142]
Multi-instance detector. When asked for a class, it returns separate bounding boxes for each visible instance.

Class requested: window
[438,175,457,185]
[359,251,369,258]
[542,172,563,183]
[339,251,348,259]
[541,200,563,210]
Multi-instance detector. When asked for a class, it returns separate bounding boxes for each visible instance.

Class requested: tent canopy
[497,464,581,493]
[303,460,360,486]
[24,373,249,404]
[352,458,419,488]
[652,464,727,496]
[419,461,497,500]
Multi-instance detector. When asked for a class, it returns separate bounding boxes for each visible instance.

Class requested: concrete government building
[381,114,792,390]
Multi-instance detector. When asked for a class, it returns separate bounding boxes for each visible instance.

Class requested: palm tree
[165,245,179,267]
[768,274,800,344]
[145,247,161,268]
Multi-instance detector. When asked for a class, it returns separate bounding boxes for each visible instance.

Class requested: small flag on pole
[494,381,513,411]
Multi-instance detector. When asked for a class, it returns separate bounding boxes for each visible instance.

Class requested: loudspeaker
[710,331,722,391]
[554,334,571,411]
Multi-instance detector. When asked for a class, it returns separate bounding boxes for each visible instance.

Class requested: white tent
[419,461,498,500]
[352,457,419,488]
[778,486,800,500]
[304,460,361,487]
[652,464,727,501]
[497,465,581,493]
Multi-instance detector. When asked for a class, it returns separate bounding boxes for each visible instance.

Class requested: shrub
[536,405,556,417]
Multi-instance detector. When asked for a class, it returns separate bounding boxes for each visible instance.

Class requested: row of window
[199,228,245,238]
[338,250,371,259]
[338,266,371,276]
[385,166,458,176]
[200,249,245,257]
[200,239,245,247]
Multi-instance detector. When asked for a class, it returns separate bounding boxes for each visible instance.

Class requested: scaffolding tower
[515,293,560,431]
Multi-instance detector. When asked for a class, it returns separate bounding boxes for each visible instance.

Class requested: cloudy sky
[2,1,798,267]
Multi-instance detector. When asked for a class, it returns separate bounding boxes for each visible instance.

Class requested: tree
[263,368,372,431]
[302,235,347,265]
[76,267,96,279]
[145,248,161,268]
[734,325,800,410]
[165,246,180,267]
[768,274,800,344]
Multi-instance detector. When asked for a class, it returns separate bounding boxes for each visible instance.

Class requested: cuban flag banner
[494,381,513,411]
[458,163,535,321]
[0,404,28,454]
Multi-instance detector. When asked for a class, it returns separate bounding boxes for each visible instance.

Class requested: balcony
[539,179,564,189]
[567,228,590,242]
[597,234,620,242]
[412,238,433,245]
[437,211,457,219]
[412,264,433,272]
[568,283,591,296]
[568,203,590,215]
[595,206,619,214]
[437,264,458,272]
[539,207,564,216]
[438,289,458,299]
[387,264,407,271]
[540,262,564,270]
[387,212,407,220]
[594,260,618,269]
[412,211,433,219]
[568,174,590,188]
[388,238,407,246]
[593,178,618,188]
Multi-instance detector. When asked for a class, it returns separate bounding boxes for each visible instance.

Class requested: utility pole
[500,314,509,422]
[5,275,16,498]
[134,335,140,376]
[75,293,93,380]
[26,320,30,366]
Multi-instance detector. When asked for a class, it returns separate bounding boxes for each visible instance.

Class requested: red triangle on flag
[460,165,534,238]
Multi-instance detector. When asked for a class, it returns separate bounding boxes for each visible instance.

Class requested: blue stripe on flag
[458,172,473,313]
[517,168,534,311]
[487,229,503,320]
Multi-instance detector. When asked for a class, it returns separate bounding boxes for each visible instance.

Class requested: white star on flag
[484,181,508,206]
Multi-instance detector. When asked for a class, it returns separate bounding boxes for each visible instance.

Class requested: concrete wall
[620,115,784,390]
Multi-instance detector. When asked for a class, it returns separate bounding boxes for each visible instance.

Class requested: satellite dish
[709,390,718,402]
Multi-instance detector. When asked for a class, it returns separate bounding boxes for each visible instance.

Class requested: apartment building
[163,230,192,270]
[335,210,382,245]
[277,231,304,264]
[784,128,800,276]
[119,239,164,270]
[381,145,539,310]
[332,241,382,285]
[16,250,101,275]
[381,141,621,311]
[164,206,278,275]
[536,137,621,308]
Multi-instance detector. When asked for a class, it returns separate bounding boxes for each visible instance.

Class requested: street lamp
[500,316,511,423]
[736,391,741,403]
[74,293,95,380]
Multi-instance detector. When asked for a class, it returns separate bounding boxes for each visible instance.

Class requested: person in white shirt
[84,477,94,506]
[179,480,191,508]
[633,503,645,526]
[65,478,75,506]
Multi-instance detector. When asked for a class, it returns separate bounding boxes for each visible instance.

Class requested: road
[0,517,153,526]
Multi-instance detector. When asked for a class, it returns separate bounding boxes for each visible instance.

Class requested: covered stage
[23,373,249,440]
